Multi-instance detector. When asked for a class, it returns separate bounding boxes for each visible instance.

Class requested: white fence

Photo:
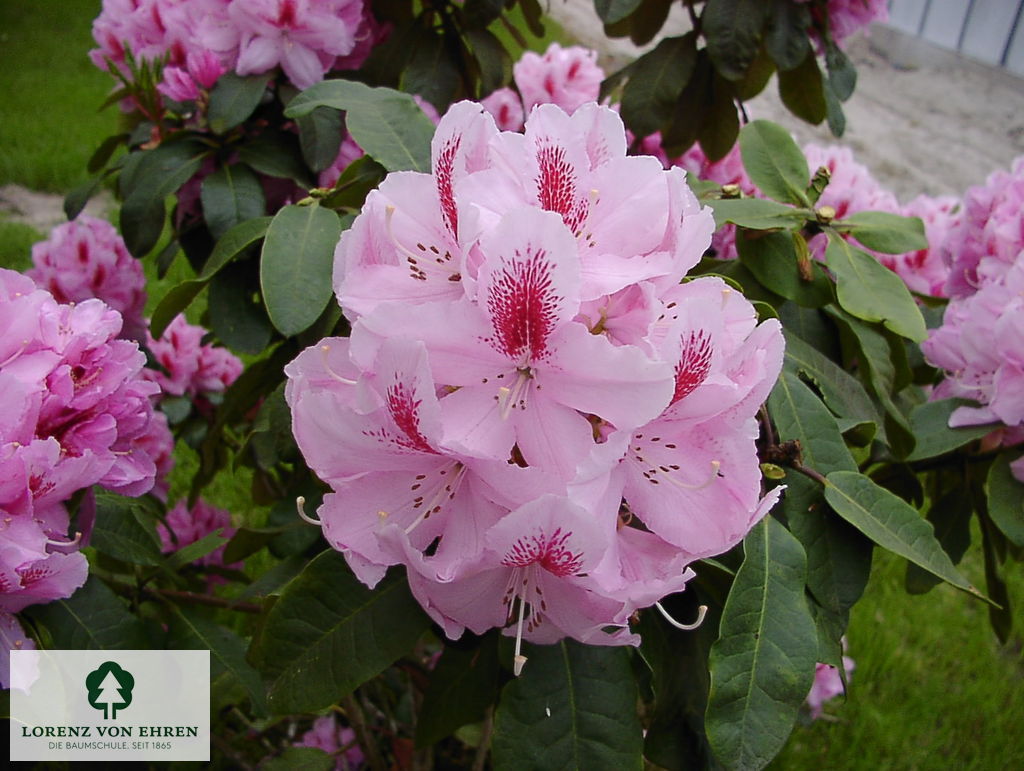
[887,0,1024,75]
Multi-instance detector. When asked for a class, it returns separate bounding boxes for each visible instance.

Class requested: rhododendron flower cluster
[27,216,148,342]
[0,268,163,687]
[158,498,240,579]
[481,43,604,131]
[91,0,381,97]
[287,102,784,663]
[296,715,363,769]
[145,313,244,401]
[798,0,888,47]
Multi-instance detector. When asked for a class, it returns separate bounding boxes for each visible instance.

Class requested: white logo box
[10,649,210,762]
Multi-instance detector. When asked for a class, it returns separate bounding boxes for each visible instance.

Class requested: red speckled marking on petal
[672,330,713,404]
[385,380,435,453]
[435,135,461,237]
[536,141,588,233]
[502,527,583,577]
[486,248,562,363]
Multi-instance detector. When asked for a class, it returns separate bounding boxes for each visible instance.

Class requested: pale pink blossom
[297,715,363,769]
[806,655,855,720]
[145,314,243,399]
[878,194,958,297]
[481,87,525,132]
[0,612,37,690]
[28,216,147,341]
[514,43,604,115]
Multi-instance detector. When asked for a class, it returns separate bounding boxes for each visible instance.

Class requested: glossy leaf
[150,281,207,341]
[768,370,858,473]
[737,230,832,306]
[238,130,315,188]
[260,204,342,337]
[402,29,461,112]
[987,452,1024,547]
[709,197,808,230]
[824,471,987,600]
[906,399,994,461]
[250,552,430,714]
[90,492,163,566]
[26,576,150,649]
[697,72,740,162]
[778,51,826,125]
[621,34,697,138]
[739,120,810,206]
[765,0,811,71]
[706,517,817,770]
[467,28,513,96]
[296,107,343,173]
[200,163,266,240]
[704,0,771,80]
[905,487,973,594]
[839,211,928,254]
[210,261,274,354]
[208,72,269,134]
[595,0,644,25]
[825,233,927,342]
[286,81,436,173]
[628,0,674,46]
[782,330,879,427]
[825,41,857,101]
[492,640,643,771]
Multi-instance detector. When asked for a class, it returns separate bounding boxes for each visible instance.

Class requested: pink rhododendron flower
[480,87,526,132]
[287,102,783,662]
[297,715,363,769]
[806,653,855,720]
[0,267,164,660]
[878,194,958,297]
[797,0,888,47]
[0,612,37,690]
[514,43,604,115]
[145,313,243,399]
[157,498,238,573]
[27,216,147,341]
[942,156,1024,297]
[229,0,364,89]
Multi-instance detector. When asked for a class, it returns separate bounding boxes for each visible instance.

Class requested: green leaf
[979,514,1013,643]
[492,640,643,771]
[200,163,267,240]
[825,233,927,342]
[906,399,994,461]
[467,28,513,96]
[987,452,1024,547]
[167,605,268,714]
[765,0,811,70]
[462,0,505,28]
[823,79,846,138]
[260,204,342,337]
[263,748,334,771]
[91,492,164,566]
[286,81,436,173]
[250,552,430,713]
[222,525,288,564]
[402,28,461,112]
[416,634,502,747]
[207,72,269,134]
[64,176,106,221]
[737,230,832,306]
[620,34,697,139]
[87,133,128,174]
[768,371,858,473]
[839,211,928,254]
[296,107,343,173]
[706,517,818,770]
[782,330,879,426]
[825,41,857,101]
[150,281,207,341]
[703,0,772,80]
[708,197,808,230]
[824,471,987,600]
[237,130,315,188]
[628,0,674,47]
[120,139,209,257]
[739,119,810,206]
[595,0,644,25]
[26,576,150,649]
[778,51,826,125]
[696,72,740,163]
[200,215,273,280]
[210,261,274,354]
[162,528,231,572]
[905,487,973,594]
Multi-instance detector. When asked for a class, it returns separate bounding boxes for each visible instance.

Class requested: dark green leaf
[824,471,987,600]
[906,399,994,461]
[739,119,810,206]
[250,553,430,713]
[704,0,771,80]
[200,163,266,240]
[768,370,858,473]
[778,51,826,125]
[26,576,150,649]
[661,51,712,156]
[905,487,973,594]
[492,640,643,771]
[150,281,207,340]
[987,452,1024,547]
[782,330,879,426]
[595,0,644,25]
[765,0,812,70]
[64,176,106,221]
[222,526,289,564]
[838,210,928,254]
[210,261,274,354]
[709,197,809,229]
[628,0,674,47]
[250,383,294,469]
[979,514,1013,643]
[402,28,461,112]
[825,233,927,341]
[207,72,269,134]
[467,28,513,96]
[519,0,546,36]
[823,79,847,137]
[200,215,273,280]
[462,0,505,28]
[696,72,739,162]
[167,605,267,715]
[706,517,817,770]
[621,34,697,138]
[263,748,334,771]
[296,107,344,173]
[416,634,502,747]
[260,204,342,337]
[91,492,163,566]
[162,529,231,572]
[735,43,776,101]
[320,156,387,210]
[825,41,857,101]
[87,133,128,174]
[286,81,436,173]
[738,230,833,306]
[237,130,315,188]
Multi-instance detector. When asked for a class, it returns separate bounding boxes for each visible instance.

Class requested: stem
[471,707,494,771]
[792,461,828,487]
[342,692,386,771]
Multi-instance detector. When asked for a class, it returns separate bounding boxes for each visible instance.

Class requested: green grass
[0,219,42,270]
[0,0,115,191]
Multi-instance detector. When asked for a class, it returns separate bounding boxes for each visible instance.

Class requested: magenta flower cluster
[144,314,244,401]
[91,0,382,96]
[0,268,166,686]
[286,103,784,662]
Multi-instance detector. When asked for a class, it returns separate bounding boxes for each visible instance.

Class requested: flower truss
[286,102,785,669]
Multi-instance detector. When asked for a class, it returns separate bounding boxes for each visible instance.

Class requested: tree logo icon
[85,661,135,719]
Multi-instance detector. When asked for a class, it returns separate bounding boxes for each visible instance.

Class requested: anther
[296,496,322,526]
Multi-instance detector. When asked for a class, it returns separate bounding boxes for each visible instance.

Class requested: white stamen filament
[655,601,708,631]
[497,369,532,420]
[0,339,30,369]
[46,531,82,548]
[513,589,528,676]
[384,206,425,265]
[657,460,721,491]
[320,345,357,386]
[296,496,322,526]
[403,464,466,536]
